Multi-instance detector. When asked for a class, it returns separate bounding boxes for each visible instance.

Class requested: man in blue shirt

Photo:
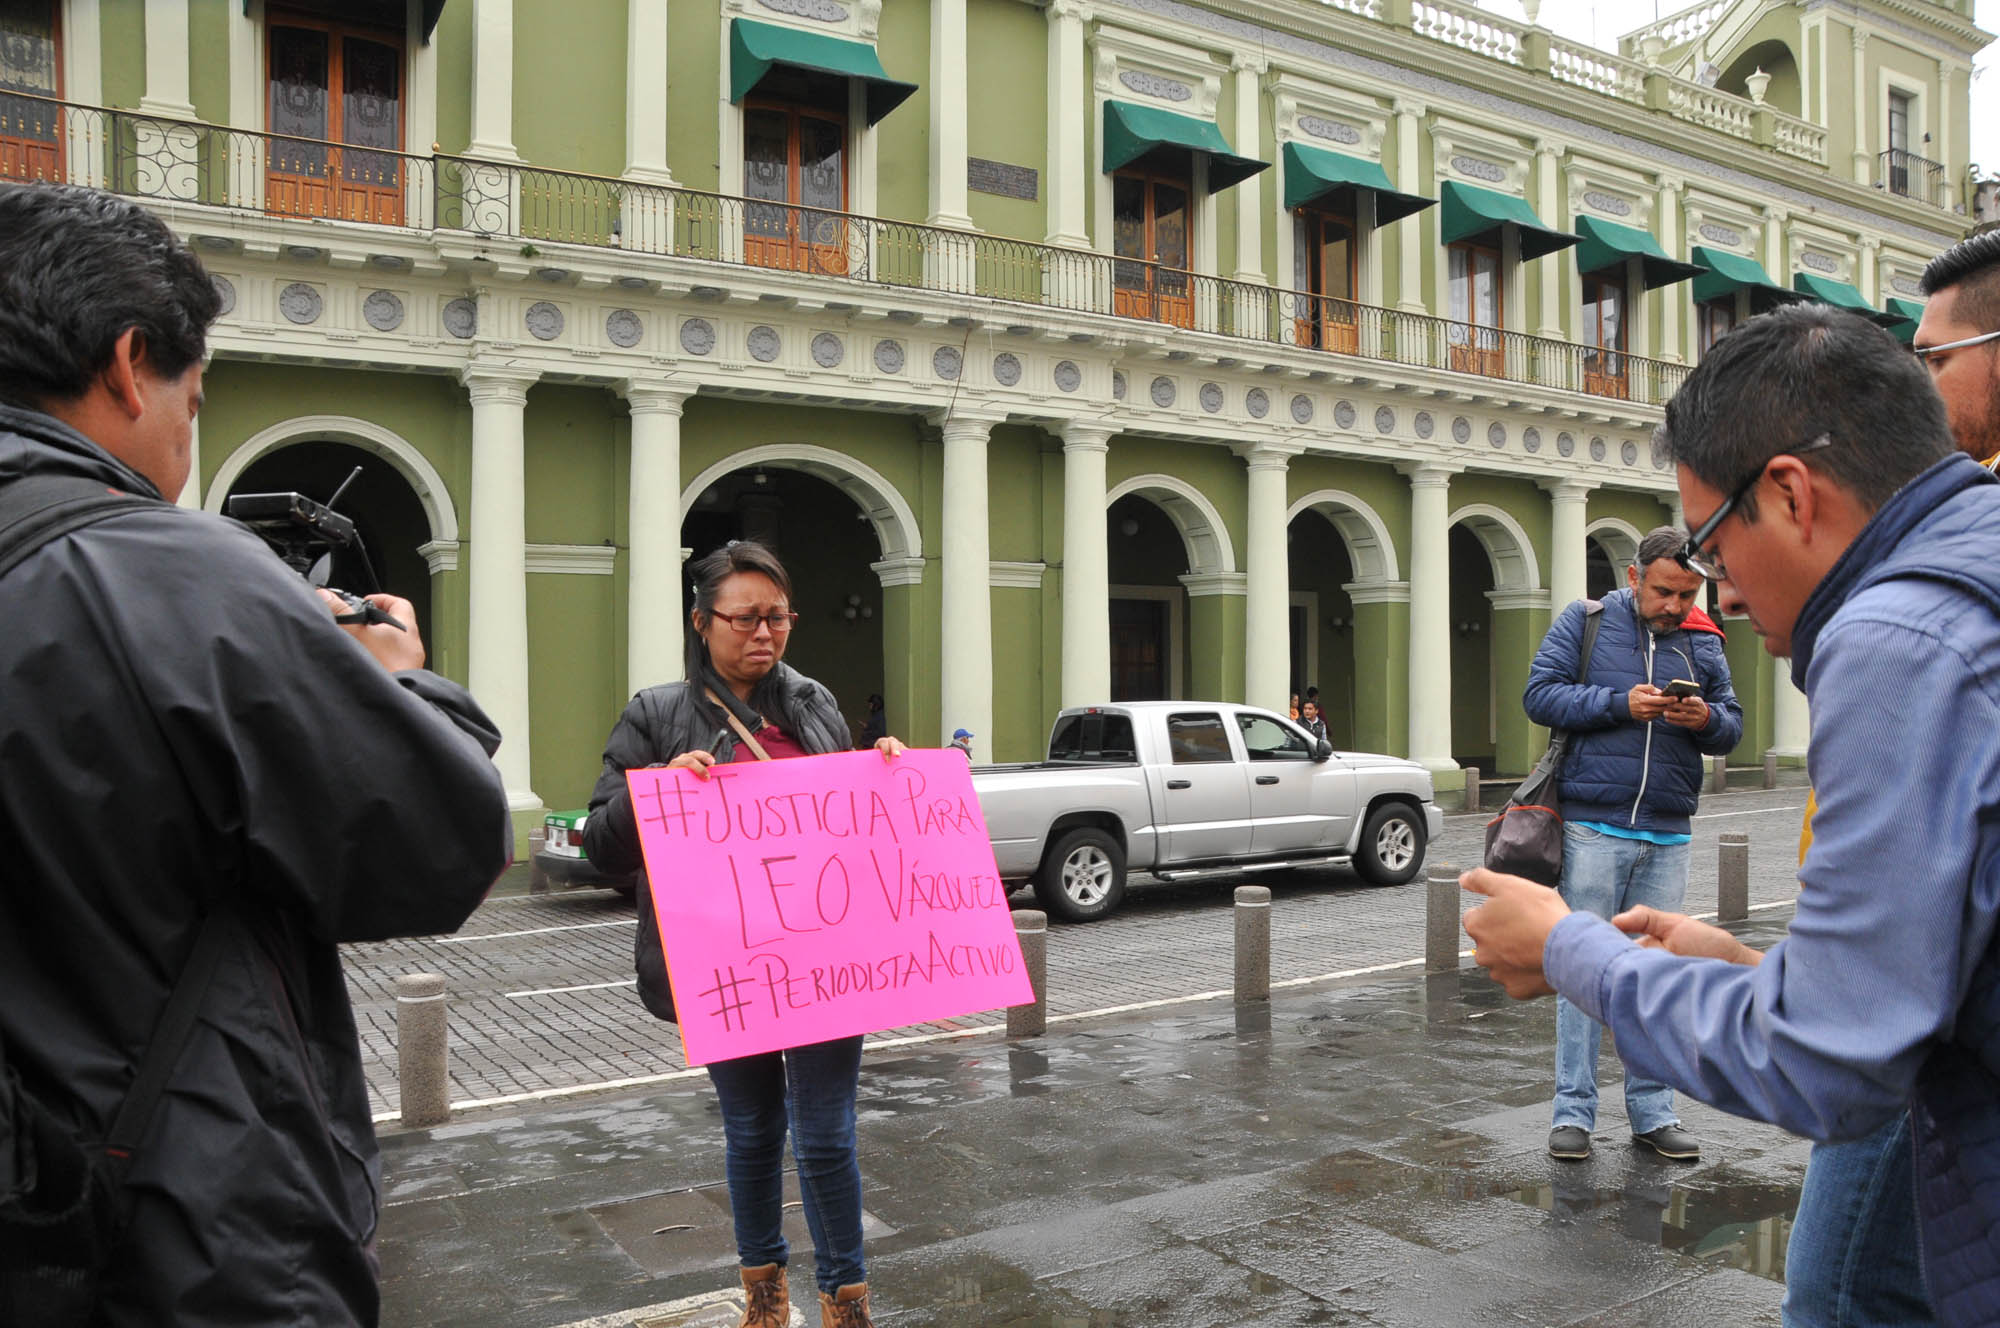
[1523,527,1742,1161]
[1466,302,2000,1326]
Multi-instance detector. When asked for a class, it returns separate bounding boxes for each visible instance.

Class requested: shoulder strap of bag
[1574,599,1604,686]
[707,688,772,761]
[0,474,159,580]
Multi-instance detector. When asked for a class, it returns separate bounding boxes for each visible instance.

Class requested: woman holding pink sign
[584,539,903,1328]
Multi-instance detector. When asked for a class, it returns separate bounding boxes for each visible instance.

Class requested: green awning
[1793,272,1907,327]
[729,18,917,126]
[1437,181,1579,261]
[1281,141,1432,226]
[1689,246,1800,307]
[253,0,447,41]
[1573,215,1704,290]
[1102,100,1270,193]
[1884,296,1926,344]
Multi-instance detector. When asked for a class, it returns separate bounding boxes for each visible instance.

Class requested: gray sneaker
[1632,1125,1700,1160]
[1548,1126,1591,1160]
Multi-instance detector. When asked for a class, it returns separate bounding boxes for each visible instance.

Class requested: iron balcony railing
[1879,148,1945,204]
[1,92,1687,407]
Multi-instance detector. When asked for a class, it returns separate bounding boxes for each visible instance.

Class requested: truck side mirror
[1313,739,1333,762]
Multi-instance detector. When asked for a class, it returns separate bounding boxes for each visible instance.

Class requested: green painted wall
[965,0,1047,243]
[188,0,229,123]
[514,0,625,177]
[1588,488,1678,545]
[1351,598,1408,756]
[1189,591,1245,702]
[433,0,473,155]
[100,0,145,107]
[1723,616,1773,761]
[874,0,929,222]
[667,4,720,191]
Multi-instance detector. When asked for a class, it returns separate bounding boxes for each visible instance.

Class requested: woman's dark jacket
[583,667,851,1019]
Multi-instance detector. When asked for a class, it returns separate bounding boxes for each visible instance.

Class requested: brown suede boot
[818,1282,872,1328]
[736,1262,788,1328]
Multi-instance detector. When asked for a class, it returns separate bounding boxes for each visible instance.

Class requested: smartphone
[1663,679,1702,699]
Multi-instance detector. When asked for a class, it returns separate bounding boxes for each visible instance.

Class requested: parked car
[973,702,1442,922]
[535,809,636,895]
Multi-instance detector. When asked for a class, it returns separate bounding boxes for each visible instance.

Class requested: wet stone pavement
[378,915,1803,1327]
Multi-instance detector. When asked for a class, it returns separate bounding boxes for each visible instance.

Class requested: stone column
[1239,443,1293,712]
[1859,236,1880,305]
[929,0,973,230]
[1044,0,1089,248]
[139,0,195,117]
[468,0,521,161]
[462,365,541,811]
[1230,54,1265,284]
[1771,669,1810,762]
[1939,64,1958,211]
[1346,582,1410,756]
[1534,139,1563,341]
[1542,478,1595,616]
[1403,463,1458,778]
[1488,589,1552,775]
[1656,177,1683,363]
[1393,99,1427,313]
[621,379,695,694]
[1183,573,1248,702]
[1764,206,1789,288]
[624,0,673,184]
[938,414,997,759]
[1850,27,1870,184]
[1059,419,1114,707]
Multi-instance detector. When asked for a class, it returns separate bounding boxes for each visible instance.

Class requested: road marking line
[442,919,637,943]
[1695,805,1802,821]
[504,978,638,999]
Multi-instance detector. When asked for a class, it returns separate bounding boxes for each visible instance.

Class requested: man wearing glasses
[1463,302,2000,1326]
[1916,227,2000,470]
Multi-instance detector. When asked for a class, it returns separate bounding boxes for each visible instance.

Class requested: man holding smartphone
[1522,526,1742,1161]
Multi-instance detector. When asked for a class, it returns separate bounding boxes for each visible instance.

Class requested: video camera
[224,467,404,631]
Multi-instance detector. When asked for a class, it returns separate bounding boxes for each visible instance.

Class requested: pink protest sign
[628,748,1034,1065]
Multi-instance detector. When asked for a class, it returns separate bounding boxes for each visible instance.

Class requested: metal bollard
[527,824,551,894]
[1425,862,1462,974]
[1463,767,1481,815]
[1709,754,1728,794]
[395,973,450,1128]
[1234,885,1271,1002]
[1007,910,1048,1038]
[1763,751,1778,790]
[1717,832,1750,923]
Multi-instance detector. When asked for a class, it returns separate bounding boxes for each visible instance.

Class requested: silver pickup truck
[973,702,1444,922]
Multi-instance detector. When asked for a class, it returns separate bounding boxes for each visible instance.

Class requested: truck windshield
[1047,713,1137,763]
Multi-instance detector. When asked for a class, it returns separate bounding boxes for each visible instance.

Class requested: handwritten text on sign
[628,748,1033,1065]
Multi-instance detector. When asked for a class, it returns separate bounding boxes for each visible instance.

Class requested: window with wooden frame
[1886,88,1912,196]
[266,10,404,225]
[0,0,62,185]
[1580,271,1628,399]
[1696,299,1736,358]
[1112,167,1194,329]
[1447,241,1503,378]
[741,66,851,276]
[1293,202,1358,354]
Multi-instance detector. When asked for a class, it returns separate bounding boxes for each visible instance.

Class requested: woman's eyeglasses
[715,611,799,635]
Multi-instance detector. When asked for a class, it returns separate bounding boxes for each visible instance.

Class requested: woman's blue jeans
[1782,1112,1932,1326]
[704,1034,866,1294]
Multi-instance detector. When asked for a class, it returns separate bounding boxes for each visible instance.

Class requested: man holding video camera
[1523,525,1741,1163]
[0,182,512,1325]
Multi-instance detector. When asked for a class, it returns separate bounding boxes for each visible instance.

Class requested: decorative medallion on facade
[1557,430,1575,457]
[1800,251,1839,274]
[1374,406,1396,435]
[1290,394,1314,424]
[1120,70,1192,102]
[874,339,905,374]
[1246,387,1270,418]
[1487,421,1507,449]
[812,332,845,368]
[442,298,478,340]
[933,345,962,380]
[1697,223,1743,247]
[1333,400,1357,430]
[756,0,847,21]
[1523,426,1542,453]
[605,309,643,348]
[1199,382,1224,413]
[680,317,716,356]
[1414,411,1434,440]
[1053,360,1082,392]
[1890,275,1923,297]
[748,325,782,362]
[278,282,322,325]
[1150,375,1176,408]
[992,352,1022,386]
[1297,114,1361,145]
[1589,436,1607,462]
[1449,156,1506,183]
[1451,416,1472,444]
[211,275,235,317]
[1621,440,1639,466]
[525,301,564,341]
[1580,190,1633,217]
[361,290,404,332]
[1113,369,1127,400]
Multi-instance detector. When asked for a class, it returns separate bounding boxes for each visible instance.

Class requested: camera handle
[329,589,406,632]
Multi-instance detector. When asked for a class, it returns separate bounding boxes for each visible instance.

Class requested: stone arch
[1105,473,1237,574]
[206,414,458,543]
[1285,489,1400,585]
[1585,517,1644,569]
[1447,502,1541,592]
[680,444,922,564]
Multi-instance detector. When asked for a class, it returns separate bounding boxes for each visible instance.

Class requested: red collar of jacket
[1680,604,1725,638]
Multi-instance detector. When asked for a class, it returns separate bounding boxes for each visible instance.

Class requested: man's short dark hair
[1635,526,1688,571]
[0,183,220,411]
[1920,228,2000,337]
[1658,303,1954,519]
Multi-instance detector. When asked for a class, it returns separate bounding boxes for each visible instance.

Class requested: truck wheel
[1033,827,1126,922]
[1355,803,1426,886]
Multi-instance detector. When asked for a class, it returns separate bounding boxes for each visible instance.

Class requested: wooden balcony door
[743,101,850,275]
[267,16,404,225]
[1580,272,1629,399]
[1293,205,1358,354]
[1112,170,1193,329]
[0,0,62,184]
[1447,242,1504,378]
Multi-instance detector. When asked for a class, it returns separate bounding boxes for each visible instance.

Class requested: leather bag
[1482,600,1603,887]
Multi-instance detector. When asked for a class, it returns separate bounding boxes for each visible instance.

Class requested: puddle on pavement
[1505,1179,1797,1284]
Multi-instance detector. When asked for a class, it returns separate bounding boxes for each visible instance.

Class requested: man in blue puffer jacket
[1524,527,1742,1163]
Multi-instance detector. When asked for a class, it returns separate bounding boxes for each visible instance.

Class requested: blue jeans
[1553,823,1689,1134]
[1783,1112,1933,1327]
[704,1035,866,1294]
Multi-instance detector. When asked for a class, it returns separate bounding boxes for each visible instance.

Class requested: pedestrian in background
[1299,699,1328,744]
[949,727,974,759]
[857,691,887,750]
[584,539,902,1328]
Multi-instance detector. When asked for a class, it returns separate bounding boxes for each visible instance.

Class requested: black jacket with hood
[0,405,513,1325]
